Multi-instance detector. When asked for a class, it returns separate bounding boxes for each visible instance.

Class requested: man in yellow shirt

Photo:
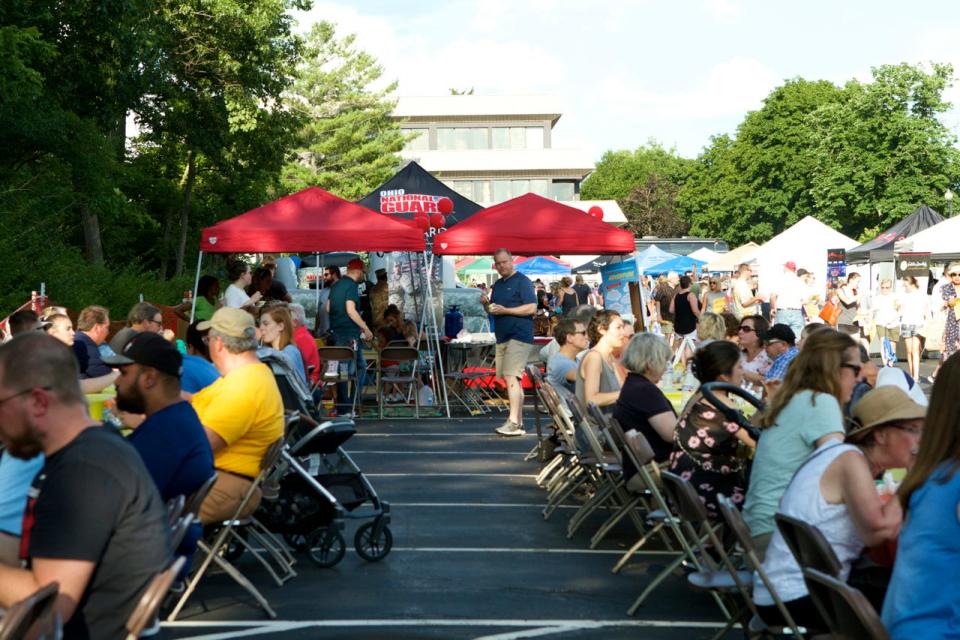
[192,308,284,524]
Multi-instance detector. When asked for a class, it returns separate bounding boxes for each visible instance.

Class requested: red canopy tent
[431,193,634,256]
[199,186,425,253]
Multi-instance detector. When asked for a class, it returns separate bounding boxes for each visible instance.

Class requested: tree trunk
[80,202,104,265]
[159,209,173,279]
[174,149,197,277]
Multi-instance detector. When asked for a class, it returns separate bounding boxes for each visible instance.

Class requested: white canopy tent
[687,247,722,264]
[754,217,858,294]
[706,242,760,272]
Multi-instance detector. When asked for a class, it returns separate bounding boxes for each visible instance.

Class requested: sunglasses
[950,272,960,277]
[841,362,862,377]
[738,326,756,333]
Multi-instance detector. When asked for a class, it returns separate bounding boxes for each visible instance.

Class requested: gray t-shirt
[547,352,578,393]
[743,390,845,537]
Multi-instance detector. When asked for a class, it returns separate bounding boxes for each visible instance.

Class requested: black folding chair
[803,567,890,640]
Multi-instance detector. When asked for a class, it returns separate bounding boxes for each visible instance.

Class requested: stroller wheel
[354,522,393,562]
[283,532,309,552]
[307,527,345,568]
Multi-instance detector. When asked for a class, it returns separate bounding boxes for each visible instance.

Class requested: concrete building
[392,95,625,225]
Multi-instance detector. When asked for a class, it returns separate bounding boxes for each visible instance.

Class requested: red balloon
[437,197,454,214]
[415,215,430,231]
[430,213,445,229]
[588,205,604,219]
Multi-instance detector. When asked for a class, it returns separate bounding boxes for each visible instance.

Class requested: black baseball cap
[103,332,183,378]
[760,323,796,346]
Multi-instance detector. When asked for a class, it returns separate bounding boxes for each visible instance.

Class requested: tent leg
[190,252,204,320]
[423,251,450,418]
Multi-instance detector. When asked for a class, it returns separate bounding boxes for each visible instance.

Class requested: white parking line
[355,433,532,437]
[387,546,659,555]
[367,472,537,478]
[346,450,527,456]
[391,502,574,509]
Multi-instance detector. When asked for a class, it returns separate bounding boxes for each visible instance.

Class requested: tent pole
[424,250,450,418]
[315,252,320,312]
[190,252,204,320]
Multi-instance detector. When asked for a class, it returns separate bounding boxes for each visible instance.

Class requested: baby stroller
[257,351,392,567]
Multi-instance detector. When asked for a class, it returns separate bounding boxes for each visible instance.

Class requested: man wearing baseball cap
[326,258,373,416]
[105,332,214,506]
[190,308,284,523]
[769,261,805,338]
[762,324,799,385]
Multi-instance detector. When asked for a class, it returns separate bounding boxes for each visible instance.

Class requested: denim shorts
[901,324,920,338]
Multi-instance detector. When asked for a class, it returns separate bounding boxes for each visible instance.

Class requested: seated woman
[575,310,625,413]
[882,354,960,639]
[669,341,756,516]
[739,314,772,391]
[258,304,307,384]
[754,386,922,628]
[613,333,676,464]
[742,328,858,556]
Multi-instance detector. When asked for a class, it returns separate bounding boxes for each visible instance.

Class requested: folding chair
[166,494,186,526]
[803,568,890,640]
[523,364,550,462]
[717,494,805,638]
[167,439,285,621]
[170,513,196,550]
[0,582,59,640]
[648,472,740,625]
[317,345,360,416]
[377,346,421,419]
[126,556,186,640]
[775,513,843,577]
[184,474,218,519]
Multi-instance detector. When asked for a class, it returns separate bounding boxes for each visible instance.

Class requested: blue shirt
[282,344,307,384]
[329,277,361,339]
[73,332,113,378]
[882,462,960,638]
[127,401,214,502]
[765,346,799,381]
[0,453,44,535]
[181,354,220,394]
[490,271,536,344]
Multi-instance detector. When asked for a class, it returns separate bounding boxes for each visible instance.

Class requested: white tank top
[753,441,865,606]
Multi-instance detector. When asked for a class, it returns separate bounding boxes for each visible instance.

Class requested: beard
[1,427,43,460]
[116,384,146,415]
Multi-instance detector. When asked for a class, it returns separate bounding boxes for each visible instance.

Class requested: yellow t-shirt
[191,362,284,478]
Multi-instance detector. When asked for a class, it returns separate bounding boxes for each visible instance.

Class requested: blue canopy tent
[515,255,571,276]
[634,245,678,271]
[645,254,707,275]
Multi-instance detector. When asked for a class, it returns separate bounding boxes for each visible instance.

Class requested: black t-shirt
[21,427,171,640]
[613,372,677,475]
[654,284,676,322]
[573,283,592,305]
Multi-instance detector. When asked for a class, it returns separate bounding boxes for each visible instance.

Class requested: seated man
[110,301,173,353]
[181,322,221,396]
[72,305,113,378]
[0,453,44,566]
[762,323,799,386]
[106,332,214,503]
[0,332,170,638]
[7,309,40,336]
[192,308,284,524]
[546,318,588,393]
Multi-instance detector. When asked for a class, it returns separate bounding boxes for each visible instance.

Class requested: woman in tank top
[576,310,625,413]
[669,275,701,338]
[753,386,922,630]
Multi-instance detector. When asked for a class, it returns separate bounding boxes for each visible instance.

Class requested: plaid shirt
[765,346,799,382]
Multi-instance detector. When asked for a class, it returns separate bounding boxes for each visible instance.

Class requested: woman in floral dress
[669,341,757,516]
[942,262,960,362]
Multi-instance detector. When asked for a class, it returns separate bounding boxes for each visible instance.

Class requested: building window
[404,128,430,151]
[550,181,575,200]
[529,179,549,196]
[491,126,544,150]
[437,127,488,150]
[451,180,474,200]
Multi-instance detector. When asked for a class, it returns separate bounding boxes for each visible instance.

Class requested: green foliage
[581,142,694,236]
[279,22,407,200]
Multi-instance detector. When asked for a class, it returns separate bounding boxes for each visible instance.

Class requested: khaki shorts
[495,339,530,379]
[199,471,262,525]
[660,320,674,336]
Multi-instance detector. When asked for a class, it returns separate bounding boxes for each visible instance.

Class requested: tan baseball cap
[847,386,926,442]
[197,307,256,339]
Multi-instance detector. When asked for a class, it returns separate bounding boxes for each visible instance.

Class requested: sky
[293,0,960,160]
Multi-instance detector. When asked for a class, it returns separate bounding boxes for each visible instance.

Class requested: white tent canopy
[688,247,722,263]
[706,242,760,272]
[894,215,960,261]
[754,217,858,293]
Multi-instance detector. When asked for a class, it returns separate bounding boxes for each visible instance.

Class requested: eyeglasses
[738,326,756,333]
[892,424,923,436]
[0,386,51,407]
[841,362,862,377]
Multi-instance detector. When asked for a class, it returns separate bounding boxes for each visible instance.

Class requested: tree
[279,22,408,201]
[809,63,960,237]
[580,143,693,236]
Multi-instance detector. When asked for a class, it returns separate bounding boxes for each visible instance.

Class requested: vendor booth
[705,242,760,272]
[753,217,857,294]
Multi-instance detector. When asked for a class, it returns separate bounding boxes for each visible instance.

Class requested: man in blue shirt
[326,259,374,415]
[763,324,799,387]
[105,332,214,504]
[72,305,114,378]
[482,248,537,436]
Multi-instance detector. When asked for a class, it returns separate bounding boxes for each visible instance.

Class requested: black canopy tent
[847,204,944,263]
[571,254,626,274]
[356,161,483,225]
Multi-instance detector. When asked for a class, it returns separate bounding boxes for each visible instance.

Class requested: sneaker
[495,421,526,437]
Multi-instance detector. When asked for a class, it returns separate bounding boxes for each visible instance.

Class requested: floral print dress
[943,283,959,361]
[668,397,747,517]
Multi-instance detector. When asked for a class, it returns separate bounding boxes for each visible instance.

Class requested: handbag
[819,300,841,326]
